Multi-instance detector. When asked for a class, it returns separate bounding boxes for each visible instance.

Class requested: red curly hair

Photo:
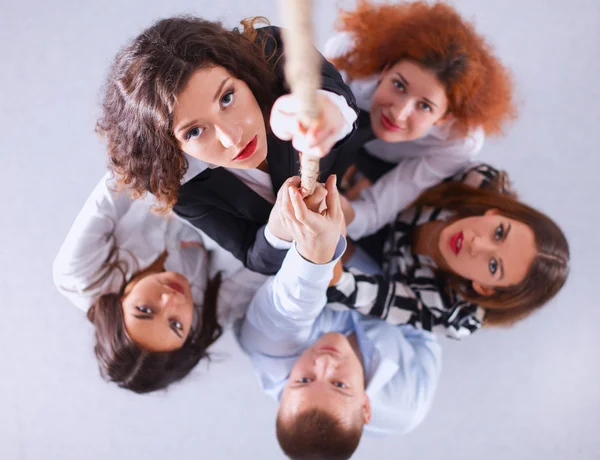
[332,0,516,136]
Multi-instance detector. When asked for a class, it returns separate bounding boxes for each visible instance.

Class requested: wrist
[296,239,337,265]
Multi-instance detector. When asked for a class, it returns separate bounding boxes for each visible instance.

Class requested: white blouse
[53,173,267,327]
[324,32,484,239]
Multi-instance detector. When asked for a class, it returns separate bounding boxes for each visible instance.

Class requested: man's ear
[362,394,372,425]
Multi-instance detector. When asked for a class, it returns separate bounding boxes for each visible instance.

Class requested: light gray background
[1,0,598,459]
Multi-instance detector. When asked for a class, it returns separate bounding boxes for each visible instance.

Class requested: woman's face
[121,271,195,352]
[370,60,450,143]
[172,66,268,169]
[436,210,538,296]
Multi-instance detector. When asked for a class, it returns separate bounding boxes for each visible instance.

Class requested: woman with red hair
[325,0,516,249]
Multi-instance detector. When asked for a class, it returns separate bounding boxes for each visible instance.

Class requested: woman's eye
[495,224,504,240]
[392,79,406,92]
[171,320,183,330]
[333,382,347,389]
[136,306,152,315]
[297,377,312,384]
[489,258,498,275]
[185,126,204,141]
[418,101,432,112]
[221,90,235,108]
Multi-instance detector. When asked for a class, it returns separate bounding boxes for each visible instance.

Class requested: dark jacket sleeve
[174,205,287,275]
[173,171,287,276]
[257,26,360,178]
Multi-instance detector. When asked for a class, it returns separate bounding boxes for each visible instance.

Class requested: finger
[325,174,342,220]
[281,183,295,221]
[277,176,300,201]
[288,186,310,224]
[284,175,301,187]
[303,184,327,212]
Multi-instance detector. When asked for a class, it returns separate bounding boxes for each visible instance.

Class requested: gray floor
[1,0,598,459]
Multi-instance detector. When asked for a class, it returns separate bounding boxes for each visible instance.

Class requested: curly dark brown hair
[96,16,278,209]
[332,0,516,136]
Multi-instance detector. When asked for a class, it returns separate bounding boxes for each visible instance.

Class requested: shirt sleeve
[382,325,442,435]
[327,268,483,339]
[238,236,346,356]
[346,148,478,240]
[317,89,357,142]
[52,172,135,311]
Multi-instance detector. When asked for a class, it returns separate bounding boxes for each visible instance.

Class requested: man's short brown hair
[276,408,364,459]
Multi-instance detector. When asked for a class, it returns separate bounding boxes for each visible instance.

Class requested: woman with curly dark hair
[97,16,359,276]
[53,173,267,393]
[324,1,517,242]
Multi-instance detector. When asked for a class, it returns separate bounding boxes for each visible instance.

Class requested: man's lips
[167,282,185,295]
[233,135,258,161]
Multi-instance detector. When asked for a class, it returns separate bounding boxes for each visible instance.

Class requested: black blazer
[173,26,360,275]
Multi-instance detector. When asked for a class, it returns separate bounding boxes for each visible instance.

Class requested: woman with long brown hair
[98,15,359,276]
[324,1,517,241]
[328,164,569,338]
[53,173,267,393]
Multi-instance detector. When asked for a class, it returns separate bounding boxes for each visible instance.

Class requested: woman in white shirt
[53,173,266,393]
[324,0,516,242]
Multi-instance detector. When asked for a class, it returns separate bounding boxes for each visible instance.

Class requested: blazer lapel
[267,133,298,193]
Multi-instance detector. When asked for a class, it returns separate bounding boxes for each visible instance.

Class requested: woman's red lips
[380,113,402,131]
[450,231,464,255]
[167,282,185,295]
[233,135,258,161]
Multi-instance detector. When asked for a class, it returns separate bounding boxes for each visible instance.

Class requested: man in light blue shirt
[237,176,442,459]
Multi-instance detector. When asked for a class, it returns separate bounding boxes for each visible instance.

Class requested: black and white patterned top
[328,163,507,339]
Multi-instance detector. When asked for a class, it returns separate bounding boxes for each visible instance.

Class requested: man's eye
[333,382,347,389]
[297,378,312,384]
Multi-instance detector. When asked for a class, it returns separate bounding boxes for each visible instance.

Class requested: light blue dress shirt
[236,236,442,437]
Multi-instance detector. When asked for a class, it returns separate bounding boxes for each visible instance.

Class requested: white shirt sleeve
[52,173,136,311]
[384,325,442,435]
[318,89,357,142]
[263,224,293,250]
[238,236,346,356]
[346,139,482,240]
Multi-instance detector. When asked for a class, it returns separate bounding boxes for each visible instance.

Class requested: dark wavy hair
[332,0,516,136]
[97,16,278,209]
[86,273,223,393]
[414,175,570,327]
[276,408,363,460]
